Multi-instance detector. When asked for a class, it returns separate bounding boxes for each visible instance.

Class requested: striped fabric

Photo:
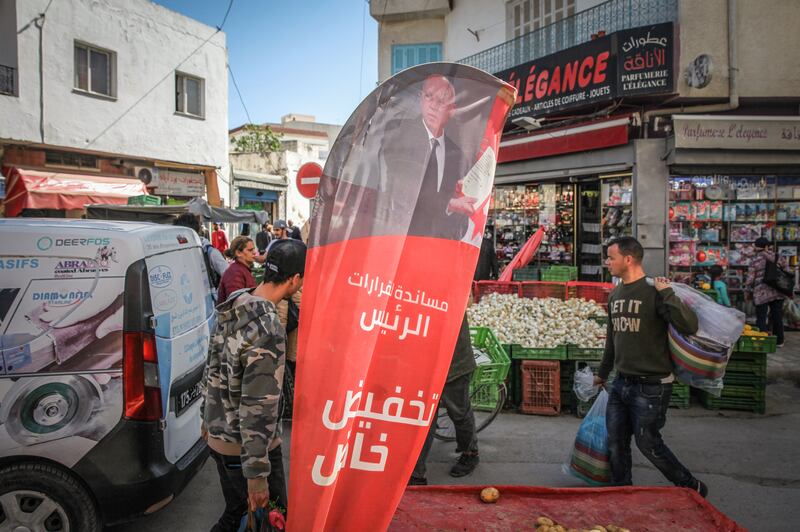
[566,396,611,486]
[668,325,729,379]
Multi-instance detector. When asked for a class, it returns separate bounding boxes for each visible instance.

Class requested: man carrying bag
[594,237,708,496]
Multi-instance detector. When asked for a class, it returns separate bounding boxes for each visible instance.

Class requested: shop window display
[600,175,633,281]
[668,175,800,311]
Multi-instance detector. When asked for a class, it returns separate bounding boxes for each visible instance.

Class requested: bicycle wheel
[434,382,506,442]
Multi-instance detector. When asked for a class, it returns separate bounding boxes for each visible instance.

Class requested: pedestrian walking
[272,220,290,242]
[745,237,788,347]
[410,313,479,485]
[594,236,708,496]
[287,220,302,240]
[212,223,229,254]
[202,239,307,531]
[217,236,257,304]
[474,231,499,281]
[173,214,227,290]
[256,223,273,254]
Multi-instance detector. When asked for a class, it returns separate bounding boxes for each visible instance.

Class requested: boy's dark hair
[263,239,307,285]
[754,237,770,249]
[709,265,724,280]
[609,236,644,263]
[174,213,201,234]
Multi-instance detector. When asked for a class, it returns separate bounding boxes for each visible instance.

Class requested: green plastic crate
[736,335,777,354]
[512,267,540,281]
[717,384,766,400]
[541,269,575,282]
[669,383,690,409]
[701,392,765,414]
[567,344,604,361]
[722,372,767,386]
[589,315,608,326]
[727,350,769,364]
[470,327,511,386]
[127,194,162,206]
[512,344,567,360]
[726,358,767,377]
[470,382,501,412]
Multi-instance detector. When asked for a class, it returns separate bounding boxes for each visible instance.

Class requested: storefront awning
[2,167,148,217]
[498,115,631,164]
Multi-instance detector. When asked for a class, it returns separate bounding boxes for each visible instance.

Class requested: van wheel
[0,462,99,532]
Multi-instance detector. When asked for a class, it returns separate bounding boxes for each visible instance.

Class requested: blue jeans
[606,376,695,487]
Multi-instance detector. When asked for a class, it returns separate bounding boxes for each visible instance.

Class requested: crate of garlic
[467,293,606,361]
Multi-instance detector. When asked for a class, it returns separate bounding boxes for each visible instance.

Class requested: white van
[0,219,215,530]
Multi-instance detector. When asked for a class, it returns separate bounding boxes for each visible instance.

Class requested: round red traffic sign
[296,162,323,199]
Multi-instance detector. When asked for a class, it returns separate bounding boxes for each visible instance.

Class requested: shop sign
[674,116,800,150]
[496,22,674,120]
[153,169,206,196]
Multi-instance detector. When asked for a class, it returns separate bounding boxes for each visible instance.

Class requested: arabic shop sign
[673,115,800,150]
[496,22,674,119]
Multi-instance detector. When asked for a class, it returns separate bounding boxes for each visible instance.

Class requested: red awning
[498,115,631,164]
[1,167,148,217]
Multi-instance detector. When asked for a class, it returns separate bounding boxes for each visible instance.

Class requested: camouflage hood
[202,287,286,481]
[215,287,274,331]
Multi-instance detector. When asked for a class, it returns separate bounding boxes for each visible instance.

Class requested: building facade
[371,0,800,313]
[229,114,341,227]
[0,0,229,215]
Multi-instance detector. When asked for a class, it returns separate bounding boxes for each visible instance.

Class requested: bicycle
[433,381,507,442]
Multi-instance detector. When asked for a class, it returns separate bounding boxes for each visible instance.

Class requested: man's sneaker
[692,478,709,498]
[777,342,785,348]
[408,475,428,486]
[450,452,479,477]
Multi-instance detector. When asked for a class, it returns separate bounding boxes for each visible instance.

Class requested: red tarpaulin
[2,167,148,217]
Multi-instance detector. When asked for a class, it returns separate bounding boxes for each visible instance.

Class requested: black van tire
[0,462,100,532]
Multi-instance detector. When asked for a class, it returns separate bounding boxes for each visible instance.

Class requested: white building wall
[0,0,229,204]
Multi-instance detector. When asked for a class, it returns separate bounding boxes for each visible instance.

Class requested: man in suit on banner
[381,75,480,240]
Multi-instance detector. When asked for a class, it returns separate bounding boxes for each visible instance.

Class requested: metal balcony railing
[458,0,678,74]
[0,64,15,96]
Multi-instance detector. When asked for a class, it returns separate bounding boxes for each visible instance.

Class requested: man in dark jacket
[595,236,708,497]
[474,232,499,281]
[410,313,478,484]
[256,223,272,254]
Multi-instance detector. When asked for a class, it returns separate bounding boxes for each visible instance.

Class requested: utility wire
[228,63,253,125]
[359,0,367,100]
[86,0,235,147]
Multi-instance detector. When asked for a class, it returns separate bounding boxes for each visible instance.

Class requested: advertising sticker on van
[149,265,174,288]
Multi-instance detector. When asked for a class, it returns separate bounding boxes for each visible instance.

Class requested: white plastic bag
[573,365,599,403]
[670,282,745,349]
[563,389,611,486]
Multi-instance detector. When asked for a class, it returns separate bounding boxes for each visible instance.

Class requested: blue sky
[153,0,378,129]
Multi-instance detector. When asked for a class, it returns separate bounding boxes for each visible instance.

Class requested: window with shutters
[508,0,575,37]
[391,43,442,75]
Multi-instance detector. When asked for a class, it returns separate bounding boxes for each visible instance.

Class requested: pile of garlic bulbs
[468,293,606,348]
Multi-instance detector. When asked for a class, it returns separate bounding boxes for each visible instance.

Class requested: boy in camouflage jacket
[202,239,306,531]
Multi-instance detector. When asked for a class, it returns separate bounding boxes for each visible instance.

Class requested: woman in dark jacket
[745,237,788,347]
[217,236,257,303]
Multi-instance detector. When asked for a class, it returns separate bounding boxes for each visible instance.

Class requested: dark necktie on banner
[288,63,516,531]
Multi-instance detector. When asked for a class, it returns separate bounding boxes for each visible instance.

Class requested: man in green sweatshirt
[595,237,708,497]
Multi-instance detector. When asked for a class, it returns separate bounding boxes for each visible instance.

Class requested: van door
[145,246,215,464]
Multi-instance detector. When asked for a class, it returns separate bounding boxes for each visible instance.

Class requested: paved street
[111,336,800,532]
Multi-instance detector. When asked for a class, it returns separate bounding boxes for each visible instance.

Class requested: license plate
[174,374,203,417]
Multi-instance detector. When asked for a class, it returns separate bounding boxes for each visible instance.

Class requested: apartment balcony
[458,0,678,74]
[0,64,15,96]
[370,0,451,23]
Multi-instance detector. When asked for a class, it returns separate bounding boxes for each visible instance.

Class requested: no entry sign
[296,162,323,199]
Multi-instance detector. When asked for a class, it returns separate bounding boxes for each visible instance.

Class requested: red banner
[287,64,515,531]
